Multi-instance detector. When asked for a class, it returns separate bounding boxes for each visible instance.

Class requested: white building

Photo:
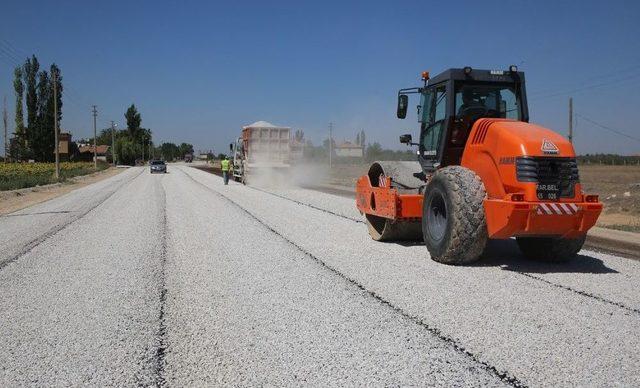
[334,141,364,158]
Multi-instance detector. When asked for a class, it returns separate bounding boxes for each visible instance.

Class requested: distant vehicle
[184,154,193,163]
[150,160,167,174]
[230,121,291,184]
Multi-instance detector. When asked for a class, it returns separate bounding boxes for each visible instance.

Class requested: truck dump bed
[242,121,291,168]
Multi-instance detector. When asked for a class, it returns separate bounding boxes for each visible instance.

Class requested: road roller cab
[355,66,603,264]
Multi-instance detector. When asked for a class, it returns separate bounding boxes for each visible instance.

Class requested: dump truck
[356,66,602,264]
[230,121,291,184]
[184,153,193,163]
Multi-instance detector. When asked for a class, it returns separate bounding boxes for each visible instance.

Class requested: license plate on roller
[536,184,559,200]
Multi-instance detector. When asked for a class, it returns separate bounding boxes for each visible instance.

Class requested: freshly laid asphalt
[0,165,638,386]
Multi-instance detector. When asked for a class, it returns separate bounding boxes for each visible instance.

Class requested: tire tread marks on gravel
[0,169,145,271]
[153,177,169,387]
[249,185,363,223]
[517,272,640,315]
[221,169,640,317]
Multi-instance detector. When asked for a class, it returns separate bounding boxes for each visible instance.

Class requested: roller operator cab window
[455,84,521,122]
[420,85,446,158]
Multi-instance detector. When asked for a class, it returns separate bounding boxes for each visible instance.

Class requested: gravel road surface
[0,165,638,386]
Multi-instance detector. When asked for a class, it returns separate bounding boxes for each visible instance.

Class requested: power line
[60,89,89,111]
[63,85,90,106]
[0,40,25,69]
[1,38,29,59]
[0,56,17,70]
[527,63,640,96]
[0,46,21,65]
[575,113,640,143]
[529,72,640,100]
[0,40,24,64]
[0,39,91,115]
[0,46,20,69]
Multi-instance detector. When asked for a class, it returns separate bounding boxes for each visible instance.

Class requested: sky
[1,0,639,155]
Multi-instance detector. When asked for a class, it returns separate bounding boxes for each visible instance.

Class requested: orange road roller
[356,66,602,264]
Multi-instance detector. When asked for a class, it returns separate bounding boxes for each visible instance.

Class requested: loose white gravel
[1,164,638,386]
[0,168,163,386]
[250,176,640,312]
[0,168,142,267]
[162,169,507,386]
[179,165,640,387]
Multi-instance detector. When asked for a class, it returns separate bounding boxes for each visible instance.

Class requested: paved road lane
[178,165,640,387]
[0,168,163,386]
[1,164,638,387]
[0,168,141,269]
[161,167,508,386]
[243,175,640,313]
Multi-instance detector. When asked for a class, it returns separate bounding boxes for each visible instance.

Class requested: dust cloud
[243,162,329,190]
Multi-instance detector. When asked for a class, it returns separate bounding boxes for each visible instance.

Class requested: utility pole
[329,122,333,169]
[53,71,59,180]
[568,97,573,143]
[111,120,116,166]
[92,105,97,169]
[3,96,7,163]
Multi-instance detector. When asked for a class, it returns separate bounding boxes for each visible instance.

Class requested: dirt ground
[324,163,640,232]
[0,167,124,215]
[580,165,640,231]
[325,164,366,188]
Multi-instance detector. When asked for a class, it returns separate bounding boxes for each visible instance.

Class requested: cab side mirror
[399,134,412,144]
[229,143,233,152]
[397,94,408,119]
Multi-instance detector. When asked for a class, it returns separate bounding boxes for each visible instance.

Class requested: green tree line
[79,104,194,165]
[152,142,194,162]
[6,56,195,166]
[9,55,63,162]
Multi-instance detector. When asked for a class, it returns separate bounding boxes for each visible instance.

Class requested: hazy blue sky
[1,0,639,155]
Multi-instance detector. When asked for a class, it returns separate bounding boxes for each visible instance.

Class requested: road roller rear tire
[516,235,586,262]
[422,166,488,265]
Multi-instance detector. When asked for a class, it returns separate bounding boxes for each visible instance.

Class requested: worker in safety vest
[221,156,231,185]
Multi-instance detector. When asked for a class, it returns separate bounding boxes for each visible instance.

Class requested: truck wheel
[422,166,488,264]
[516,235,586,262]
